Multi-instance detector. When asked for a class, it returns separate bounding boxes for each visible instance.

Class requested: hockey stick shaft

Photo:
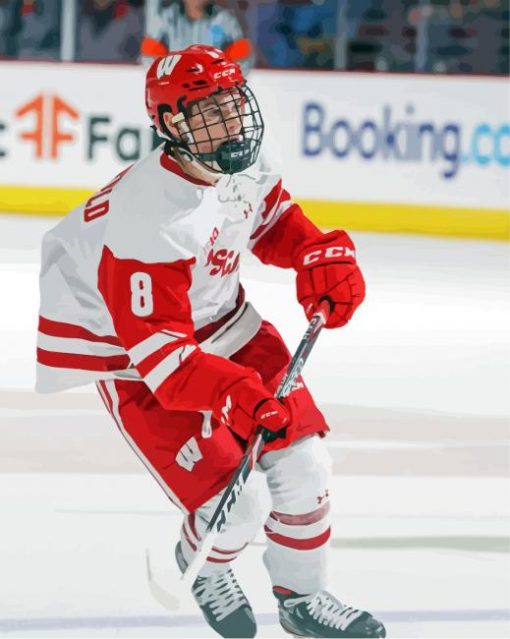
[181,302,330,584]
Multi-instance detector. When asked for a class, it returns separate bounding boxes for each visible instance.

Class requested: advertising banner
[0,61,508,238]
[0,62,150,188]
[250,71,509,210]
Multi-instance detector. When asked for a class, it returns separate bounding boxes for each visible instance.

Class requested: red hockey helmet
[145,45,264,174]
[146,44,244,123]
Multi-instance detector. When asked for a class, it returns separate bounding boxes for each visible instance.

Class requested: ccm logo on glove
[295,230,365,329]
[259,409,280,420]
[302,246,356,266]
[214,375,289,442]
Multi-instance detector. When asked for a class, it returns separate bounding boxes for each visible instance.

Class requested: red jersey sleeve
[98,246,258,412]
[249,179,325,269]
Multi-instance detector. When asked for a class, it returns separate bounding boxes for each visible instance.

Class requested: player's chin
[193,136,240,156]
[219,134,243,147]
[195,159,224,175]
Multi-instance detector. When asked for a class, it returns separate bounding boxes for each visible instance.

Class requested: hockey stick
[145,549,180,610]
[181,301,330,585]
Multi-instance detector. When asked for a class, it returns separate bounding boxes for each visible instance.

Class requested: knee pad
[262,436,332,550]
[263,436,332,512]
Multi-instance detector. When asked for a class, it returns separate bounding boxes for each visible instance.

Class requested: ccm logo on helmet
[303,246,356,266]
[213,68,236,80]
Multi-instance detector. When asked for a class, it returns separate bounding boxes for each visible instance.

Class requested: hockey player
[36,45,385,638]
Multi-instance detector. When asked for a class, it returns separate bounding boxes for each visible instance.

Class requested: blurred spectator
[292,0,337,69]
[347,0,508,74]
[347,0,417,71]
[256,0,337,69]
[142,0,253,75]
[0,0,22,58]
[225,0,257,52]
[17,0,61,59]
[472,0,509,74]
[449,0,509,74]
[1,0,507,75]
[414,0,509,74]
[76,0,144,62]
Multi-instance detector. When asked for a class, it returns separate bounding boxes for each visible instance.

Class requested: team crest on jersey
[206,248,240,278]
[203,227,220,257]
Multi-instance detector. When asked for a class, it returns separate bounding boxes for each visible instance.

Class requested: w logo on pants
[176,436,203,472]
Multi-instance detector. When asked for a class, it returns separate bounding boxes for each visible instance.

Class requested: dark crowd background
[0,0,508,75]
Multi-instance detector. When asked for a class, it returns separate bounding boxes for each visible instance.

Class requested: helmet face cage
[168,84,264,175]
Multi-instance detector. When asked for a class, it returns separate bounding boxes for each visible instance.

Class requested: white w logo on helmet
[156,55,182,79]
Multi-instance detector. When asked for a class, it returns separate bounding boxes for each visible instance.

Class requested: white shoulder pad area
[103,156,200,264]
[243,150,294,249]
[242,152,285,209]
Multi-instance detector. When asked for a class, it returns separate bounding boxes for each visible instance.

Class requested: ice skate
[274,588,386,638]
[176,542,257,638]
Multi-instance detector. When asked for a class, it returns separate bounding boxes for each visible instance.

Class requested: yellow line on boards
[0,186,94,216]
[0,185,508,241]
[298,200,509,241]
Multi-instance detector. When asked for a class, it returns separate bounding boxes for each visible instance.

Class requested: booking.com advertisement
[302,103,508,180]
[0,62,508,230]
[250,71,509,210]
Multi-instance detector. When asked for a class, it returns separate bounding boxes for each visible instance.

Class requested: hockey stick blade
[145,549,180,610]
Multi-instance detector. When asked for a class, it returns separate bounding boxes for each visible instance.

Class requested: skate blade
[280,620,309,638]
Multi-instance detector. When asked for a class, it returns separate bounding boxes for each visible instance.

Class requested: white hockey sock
[262,504,331,593]
[180,513,249,577]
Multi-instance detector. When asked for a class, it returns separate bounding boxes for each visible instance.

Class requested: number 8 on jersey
[130,272,154,317]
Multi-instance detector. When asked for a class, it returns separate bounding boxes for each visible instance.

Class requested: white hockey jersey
[36,146,310,395]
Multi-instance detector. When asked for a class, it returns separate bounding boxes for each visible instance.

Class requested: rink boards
[0,62,508,239]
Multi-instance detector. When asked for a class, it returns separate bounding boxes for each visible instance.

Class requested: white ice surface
[0,214,509,638]
[0,473,509,638]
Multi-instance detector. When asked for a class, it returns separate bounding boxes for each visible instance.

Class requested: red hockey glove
[214,372,290,442]
[294,230,365,329]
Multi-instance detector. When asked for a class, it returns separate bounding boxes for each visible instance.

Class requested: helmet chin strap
[193,139,254,174]
[178,147,224,180]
